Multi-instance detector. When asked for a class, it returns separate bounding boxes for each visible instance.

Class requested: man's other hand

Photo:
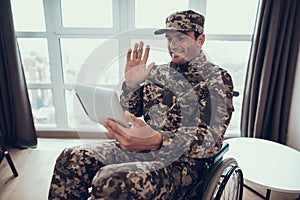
[103,112,162,152]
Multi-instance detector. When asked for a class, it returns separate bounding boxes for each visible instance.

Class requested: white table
[224,137,300,200]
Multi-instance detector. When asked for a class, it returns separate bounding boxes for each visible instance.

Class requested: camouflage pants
[48,141,203,200]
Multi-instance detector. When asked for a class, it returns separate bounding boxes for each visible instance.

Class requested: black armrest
[204,143,229,168]
[212,142,229,161]
[233,91,239,97]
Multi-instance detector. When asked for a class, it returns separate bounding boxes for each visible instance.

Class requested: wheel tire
[201,158,243,200]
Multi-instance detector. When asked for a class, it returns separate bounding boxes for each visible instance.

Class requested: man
[48,10,234,200]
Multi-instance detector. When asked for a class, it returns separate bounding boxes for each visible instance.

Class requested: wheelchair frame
[184,143,244,200]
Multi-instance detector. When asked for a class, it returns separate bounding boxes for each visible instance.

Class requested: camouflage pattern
[121,50,234,159]
[49,142,206,199]
[48,50,234,199]
[154,10,205,35]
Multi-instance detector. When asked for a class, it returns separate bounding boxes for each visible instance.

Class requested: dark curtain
[0,0,37,148]
[241,0,300,143]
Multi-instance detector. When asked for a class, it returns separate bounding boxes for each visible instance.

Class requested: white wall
[287,45,300,151]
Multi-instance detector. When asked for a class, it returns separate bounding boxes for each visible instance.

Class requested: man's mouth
[171,52,183,57]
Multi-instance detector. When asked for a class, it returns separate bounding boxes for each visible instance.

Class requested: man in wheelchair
[49,10,241,200]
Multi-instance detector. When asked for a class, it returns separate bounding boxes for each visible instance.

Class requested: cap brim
[154,28,179,35]
[154,27,194,35]
[154,29,169,35]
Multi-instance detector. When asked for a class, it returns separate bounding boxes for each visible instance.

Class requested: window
[135,0,189,28]
[60,0,113,28]
[11,0,46,31]
[11,0,259,136]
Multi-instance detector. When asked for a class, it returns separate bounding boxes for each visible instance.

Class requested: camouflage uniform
[48,10,234,200]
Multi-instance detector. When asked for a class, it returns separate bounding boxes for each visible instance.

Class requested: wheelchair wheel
[201,158,243,200]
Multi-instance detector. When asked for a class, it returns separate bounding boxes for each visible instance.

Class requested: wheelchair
[87,142,243,200]
[184,142,244,200]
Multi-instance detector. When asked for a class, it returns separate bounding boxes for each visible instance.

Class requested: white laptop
[74,84,129,128]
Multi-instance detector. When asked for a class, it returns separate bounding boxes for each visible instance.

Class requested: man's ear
[197,34,205,46]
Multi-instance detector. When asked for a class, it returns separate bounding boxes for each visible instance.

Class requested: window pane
[18,38,51,83]
[65,90,106,131]
[135,0,189,28]
[204,41,251,131]
[60,0,113,28]
[60,38,119,85]
[11,0,46,31]
[205,0,259,34]
[96,59,121,86]
[28,89,56,125]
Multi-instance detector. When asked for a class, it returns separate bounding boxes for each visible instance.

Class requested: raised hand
[125,41,155,89]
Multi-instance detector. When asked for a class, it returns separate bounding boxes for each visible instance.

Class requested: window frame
[14,0,257,137]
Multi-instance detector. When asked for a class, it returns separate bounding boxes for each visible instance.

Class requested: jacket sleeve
[119,82,144,117]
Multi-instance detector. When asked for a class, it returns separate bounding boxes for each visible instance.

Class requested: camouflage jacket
[120,50,234,163]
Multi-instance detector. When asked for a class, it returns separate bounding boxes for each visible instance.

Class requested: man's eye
[177,36,186,41]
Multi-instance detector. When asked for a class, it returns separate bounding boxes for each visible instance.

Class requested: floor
[0,138,299,200]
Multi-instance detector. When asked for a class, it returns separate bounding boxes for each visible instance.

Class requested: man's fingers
[126,48,132,61]
[128,42,150,62]
[103,123,117,140]
[129,114,138,125]
[146,62,155,74]
[124,111,133,123]
[139,41,144,49]
[131,116,146,127]
[137,41,144,59]
[142,45,150,64]
[105,120,127,140]
[132,43,138,59]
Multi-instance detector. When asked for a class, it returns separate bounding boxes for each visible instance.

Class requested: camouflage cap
[154,10,205,35]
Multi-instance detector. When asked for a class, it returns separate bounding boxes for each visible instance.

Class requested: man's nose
[170,39,178,46]
[169,39,179,50]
